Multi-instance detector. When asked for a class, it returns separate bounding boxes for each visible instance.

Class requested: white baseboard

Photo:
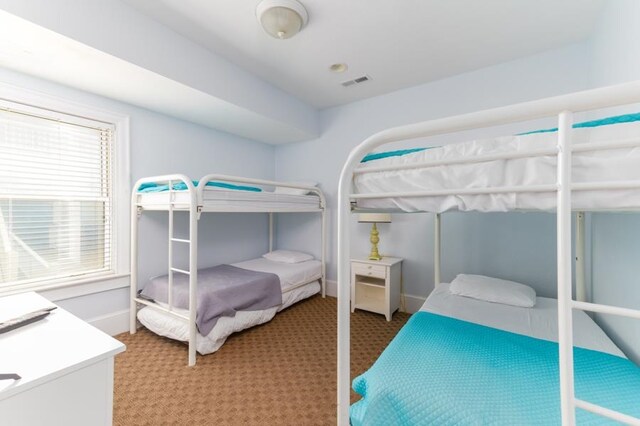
[401,293,426,314]
[324,280,426,314]
[87,309,130,336]
[325,279,338,298]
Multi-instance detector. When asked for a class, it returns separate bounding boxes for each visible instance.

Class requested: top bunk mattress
[354,113,640,212]
[136,187,322,212]
[422,283,625,358]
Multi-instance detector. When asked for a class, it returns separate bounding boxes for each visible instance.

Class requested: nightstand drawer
[352,263,386,279]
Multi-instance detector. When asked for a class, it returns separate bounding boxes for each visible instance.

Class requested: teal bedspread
[138,180,261,193]
[351,312,640,425]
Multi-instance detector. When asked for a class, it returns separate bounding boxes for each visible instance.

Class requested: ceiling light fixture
[329,63,348,73]
[256,0,308,40]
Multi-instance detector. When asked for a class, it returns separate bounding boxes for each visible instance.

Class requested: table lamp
[358,213,392,261]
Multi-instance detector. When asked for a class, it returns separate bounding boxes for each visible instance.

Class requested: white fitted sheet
[421,283,625,358]
[355,119,640,212]
[232,257,322,291]
[138,281,320,355]
[136,188,321,212]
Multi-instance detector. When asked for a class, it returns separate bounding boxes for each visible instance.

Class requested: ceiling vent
[341,75,371,87]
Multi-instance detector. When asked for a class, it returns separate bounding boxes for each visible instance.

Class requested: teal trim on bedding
[517,112,640,135]
[138,182,159,191]
[361,148,430,163]
[351,311,640,425]
[138,180,262,193]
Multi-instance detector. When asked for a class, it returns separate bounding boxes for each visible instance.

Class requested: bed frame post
[269,212,274,253]
[168,182,175,312]
[576,212,586,302]
[337,164,358,426]
[130,195,139,334]
[557,111,576,426]
[434,213,441,286]
[321,205,327,298]
[187,191,199,367]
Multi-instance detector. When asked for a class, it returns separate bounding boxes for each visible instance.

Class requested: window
[0,87,129,294]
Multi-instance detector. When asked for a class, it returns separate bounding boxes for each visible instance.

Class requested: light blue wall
[275,42,593,299]
[0,67,275,322]
[588,0,640,363]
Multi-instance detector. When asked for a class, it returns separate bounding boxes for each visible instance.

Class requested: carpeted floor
[113,295,409,425]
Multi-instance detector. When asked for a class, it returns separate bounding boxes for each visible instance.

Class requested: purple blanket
[140,264,282,336]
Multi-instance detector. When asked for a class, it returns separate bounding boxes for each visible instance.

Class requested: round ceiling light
[329,63,348,73]
[256,0,308,40]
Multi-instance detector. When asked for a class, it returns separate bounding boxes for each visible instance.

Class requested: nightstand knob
[367,265,372,269]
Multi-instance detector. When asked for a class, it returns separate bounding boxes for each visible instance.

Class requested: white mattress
[136,257,321,354]
[138,280,320,355]
[422,283,625,358]
[355,119,640,212]
[136,188,321,212]
[232,257,322,291]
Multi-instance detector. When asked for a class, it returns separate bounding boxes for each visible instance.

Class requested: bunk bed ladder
[166,179,199,367]
[557,113,640,426]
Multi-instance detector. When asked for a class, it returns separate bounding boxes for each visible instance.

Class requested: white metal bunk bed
[130,174,326,366]
[337,82,640,425]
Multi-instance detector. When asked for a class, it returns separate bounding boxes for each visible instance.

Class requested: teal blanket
[351,312,640,425]
[138,180,261,193]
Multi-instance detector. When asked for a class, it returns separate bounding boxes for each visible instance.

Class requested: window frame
[0,82,130,297]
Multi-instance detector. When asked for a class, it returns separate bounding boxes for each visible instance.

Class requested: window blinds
[0,106,114,289]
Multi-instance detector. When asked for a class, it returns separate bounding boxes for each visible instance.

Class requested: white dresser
[0,292,125,426]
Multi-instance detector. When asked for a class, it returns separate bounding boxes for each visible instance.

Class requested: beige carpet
[113,295,409,425]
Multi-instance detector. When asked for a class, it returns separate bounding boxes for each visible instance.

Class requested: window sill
[1,273,130,303]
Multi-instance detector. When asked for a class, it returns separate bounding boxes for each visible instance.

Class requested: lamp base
[368,223,383,261]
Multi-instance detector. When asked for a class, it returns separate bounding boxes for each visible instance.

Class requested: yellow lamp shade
[358,213,391,223]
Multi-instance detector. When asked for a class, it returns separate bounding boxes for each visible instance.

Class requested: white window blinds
[0,106,114,290]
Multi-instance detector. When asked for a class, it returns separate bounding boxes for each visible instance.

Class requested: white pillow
[274,181,317,195]
[262,250,314,264]
[449,274,536,307]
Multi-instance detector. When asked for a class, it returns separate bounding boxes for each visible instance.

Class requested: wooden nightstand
[351,257,403,321]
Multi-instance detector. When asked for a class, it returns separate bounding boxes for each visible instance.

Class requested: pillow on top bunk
[263,250,314,264]
[449,274,536,307]
[274,181,317,196]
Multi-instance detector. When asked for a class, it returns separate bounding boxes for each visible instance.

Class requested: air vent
[341,75,371,87]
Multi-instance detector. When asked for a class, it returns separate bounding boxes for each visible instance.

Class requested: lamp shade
[257,0,308,40]
[358,213,391,223]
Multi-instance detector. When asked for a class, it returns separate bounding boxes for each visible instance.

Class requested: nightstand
[351,257,403,321]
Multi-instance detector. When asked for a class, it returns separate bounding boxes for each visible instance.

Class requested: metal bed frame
[129,174,327,366]
[337,81,640,425]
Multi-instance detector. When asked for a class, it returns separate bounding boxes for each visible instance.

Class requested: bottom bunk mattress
[422,283,625,357]
[136,257,321,354]
[351,284,640,425]
[138,280,320,355]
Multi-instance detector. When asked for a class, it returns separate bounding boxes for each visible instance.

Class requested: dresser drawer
[352,263,386,279]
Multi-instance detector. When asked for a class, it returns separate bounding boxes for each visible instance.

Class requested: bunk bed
[336,82,640,425]
[130,174,326,366]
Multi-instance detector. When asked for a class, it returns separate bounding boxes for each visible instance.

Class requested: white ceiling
[122,0,605,109]
[0,8,316,144]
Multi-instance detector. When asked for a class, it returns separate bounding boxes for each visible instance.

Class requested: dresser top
[0,292,125,399]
